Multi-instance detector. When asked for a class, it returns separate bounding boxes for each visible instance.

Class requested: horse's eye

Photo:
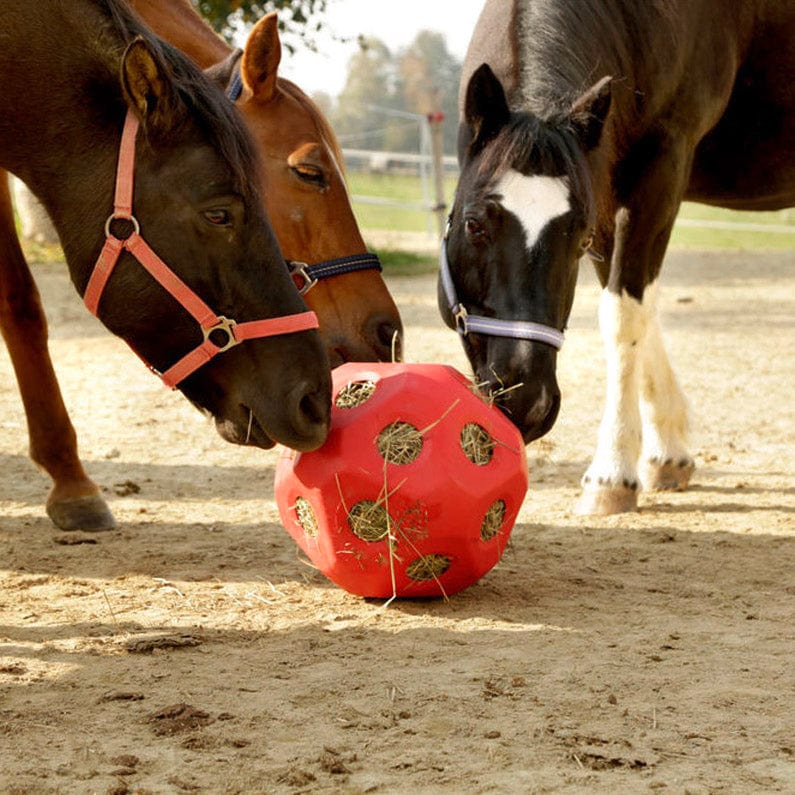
[204,208,231,226]
[292,164,326,187]
[465,217,486,241]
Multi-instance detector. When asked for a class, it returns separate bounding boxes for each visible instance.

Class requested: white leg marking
[583,286,653,489]
[495,170,571,251]
[639,282,693,487]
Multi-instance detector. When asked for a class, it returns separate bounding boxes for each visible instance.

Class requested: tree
[193,0,327,51]
[331,38,404,150]
[396,31,461,154]
[330,32,462,155]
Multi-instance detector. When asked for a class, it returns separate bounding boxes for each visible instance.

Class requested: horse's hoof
[46,494,117,532]
[642,457,695,491]
[575,484,638,515]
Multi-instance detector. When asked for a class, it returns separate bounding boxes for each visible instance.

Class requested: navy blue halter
[224,63,383,294]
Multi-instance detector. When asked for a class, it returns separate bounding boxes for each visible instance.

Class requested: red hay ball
[274,362,529,598]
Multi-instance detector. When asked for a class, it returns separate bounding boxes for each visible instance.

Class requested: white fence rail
[342,148,795,241]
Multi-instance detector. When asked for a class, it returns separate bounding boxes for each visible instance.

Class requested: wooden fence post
[427,111,446,240]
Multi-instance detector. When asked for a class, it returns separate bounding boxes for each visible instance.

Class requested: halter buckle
[203,316,240,352]
[289,262,318,295]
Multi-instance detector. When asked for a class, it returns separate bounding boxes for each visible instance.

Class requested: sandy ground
[0,248,793,794]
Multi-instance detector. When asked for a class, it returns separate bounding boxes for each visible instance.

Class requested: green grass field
[347,171,795,254]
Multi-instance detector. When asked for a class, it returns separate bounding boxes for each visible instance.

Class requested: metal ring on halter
[202,316,240,352]
[288,262,318,295]
[104,213,140,240]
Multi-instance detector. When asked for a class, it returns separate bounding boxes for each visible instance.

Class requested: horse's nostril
[285,380,331,451]
[298,388,327,428]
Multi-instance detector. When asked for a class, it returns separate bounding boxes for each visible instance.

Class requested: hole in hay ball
[348,500,390,542]
[480,499,506,541]
[295,497,318,537]
[406,554,451,581]
[377,421,423,465]
[335,380,376,409]
[460,423,495,465]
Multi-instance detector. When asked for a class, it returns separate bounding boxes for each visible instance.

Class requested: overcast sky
[274,0,486,97]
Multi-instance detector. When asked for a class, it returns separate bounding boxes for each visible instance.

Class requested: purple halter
[439,220,565,349]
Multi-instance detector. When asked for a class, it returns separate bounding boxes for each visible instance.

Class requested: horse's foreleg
[577,134,693,514]
[0,172,115,530]
[576,271,649,514]
[639,284,695,491]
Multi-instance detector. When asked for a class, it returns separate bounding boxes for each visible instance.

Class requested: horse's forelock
[476,115,595,223]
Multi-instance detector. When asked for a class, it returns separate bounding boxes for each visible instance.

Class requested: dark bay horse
[129,0,404,366]
[441,0,795,513]
[0,0,331,531]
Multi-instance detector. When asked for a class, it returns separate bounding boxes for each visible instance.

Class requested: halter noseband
[84,110,319,389]
[225,63,383,295]
[439,218,565,349]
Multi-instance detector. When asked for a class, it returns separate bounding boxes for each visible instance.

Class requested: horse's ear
[464,64,511,153]
[121,37,184,134]
[241,12,281,103]
[569,76,612,150]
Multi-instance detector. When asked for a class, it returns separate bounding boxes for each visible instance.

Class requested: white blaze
[495,170,571,250]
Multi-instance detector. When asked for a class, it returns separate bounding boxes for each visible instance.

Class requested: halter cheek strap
[84,109,319,389]
[439,221,565,350]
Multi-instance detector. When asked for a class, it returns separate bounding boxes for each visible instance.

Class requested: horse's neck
[0,5,121,273]
[130,0,231,69]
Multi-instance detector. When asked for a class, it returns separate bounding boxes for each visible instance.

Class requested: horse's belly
[687,15,795,211]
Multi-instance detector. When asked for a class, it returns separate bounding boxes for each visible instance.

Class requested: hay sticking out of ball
[406,553,451,581]
[461,423,495,465]
[335,380,376,409]
[377,421,423,465]
[294,497,318,537]
[480,499,506,541]
[348,499,390,542]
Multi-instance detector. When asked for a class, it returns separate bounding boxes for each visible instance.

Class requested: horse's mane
[92,0,259,197]
[515,0,680,116]
[278,78,347,175]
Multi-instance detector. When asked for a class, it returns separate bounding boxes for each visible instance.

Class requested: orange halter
[83,110,319,389]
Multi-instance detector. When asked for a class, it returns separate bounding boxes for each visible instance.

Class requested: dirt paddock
[1,248,793,793]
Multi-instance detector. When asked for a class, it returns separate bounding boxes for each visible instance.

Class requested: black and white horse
[440,0,795,513]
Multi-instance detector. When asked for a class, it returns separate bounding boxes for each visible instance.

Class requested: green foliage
[372,249,437,276]
[330,33,462,155]
[193,0,327,50]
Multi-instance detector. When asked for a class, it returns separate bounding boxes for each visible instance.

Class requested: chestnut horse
[129,0,403,366]
[0,0,331,531]
[441,0,795,513]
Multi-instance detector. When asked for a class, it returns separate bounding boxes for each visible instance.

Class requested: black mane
[97,0,258,198]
